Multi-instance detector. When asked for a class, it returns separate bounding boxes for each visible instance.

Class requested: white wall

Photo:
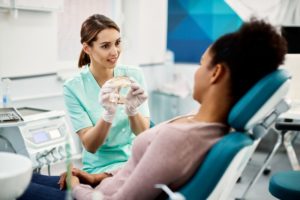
[225,0,300,26]
[0,0,167,78]
[56,0,115,64]
[120,0,167,65]
[0,0,174,133]
[0,0,119,77]
[0,11,57,77]
[282,54,300,103]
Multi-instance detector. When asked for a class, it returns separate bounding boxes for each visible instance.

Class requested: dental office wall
[1,0,300,128]
[0,0,167,78]
[225,0,300,102]
[0,0,116,155]
[149,0,300,123]
[167,0,242,63]
[147,0,243,123]
[0,0,168,154]
[0,0,174,112]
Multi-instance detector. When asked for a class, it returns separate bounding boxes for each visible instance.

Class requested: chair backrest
[175,69,291,200]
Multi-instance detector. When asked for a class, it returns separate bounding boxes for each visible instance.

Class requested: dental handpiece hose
[65,143,72,200]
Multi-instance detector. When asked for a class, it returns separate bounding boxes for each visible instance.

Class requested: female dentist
[63,14,150,174]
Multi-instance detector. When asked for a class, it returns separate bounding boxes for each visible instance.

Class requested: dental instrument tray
[0,107,24,125]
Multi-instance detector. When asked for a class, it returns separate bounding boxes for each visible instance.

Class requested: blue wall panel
[167,0,242,63]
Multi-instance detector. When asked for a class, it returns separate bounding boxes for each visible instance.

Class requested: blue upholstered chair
[269,170,300,200]
[157,69,291,200]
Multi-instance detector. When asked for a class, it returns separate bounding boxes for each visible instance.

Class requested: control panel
[0,107,77,169]
[19,116,76,168]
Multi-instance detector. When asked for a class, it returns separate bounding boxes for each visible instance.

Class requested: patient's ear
[210,64,227,84]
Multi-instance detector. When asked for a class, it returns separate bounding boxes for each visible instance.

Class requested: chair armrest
[154,184,186,200]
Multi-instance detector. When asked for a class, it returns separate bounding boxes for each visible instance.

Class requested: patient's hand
[58,170,69,190]
[58,168,112,190]
[71,168,99,186]
[70,175,80,188]
[58,168,94,189]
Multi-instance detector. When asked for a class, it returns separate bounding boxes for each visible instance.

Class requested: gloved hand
[99,80,118,123]
[125,81,147,116]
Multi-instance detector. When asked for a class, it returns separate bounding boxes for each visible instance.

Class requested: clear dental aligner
[109,76,131,104]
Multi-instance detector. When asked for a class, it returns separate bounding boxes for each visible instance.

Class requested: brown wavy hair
[78,14,120,68]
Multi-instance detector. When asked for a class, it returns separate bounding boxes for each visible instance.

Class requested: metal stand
[236,130,282,200]
[284,131,300,170]
[237,129,300,199]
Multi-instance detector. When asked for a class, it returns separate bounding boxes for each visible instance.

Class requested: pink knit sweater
[72,120,227,200]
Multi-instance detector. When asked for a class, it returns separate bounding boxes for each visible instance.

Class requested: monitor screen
[33,131,49,143]
[281,26,300,53]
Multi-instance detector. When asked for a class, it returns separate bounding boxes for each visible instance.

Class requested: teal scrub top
[63,65,150,174]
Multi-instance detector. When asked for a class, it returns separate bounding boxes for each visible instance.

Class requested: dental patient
[18,20,287,200]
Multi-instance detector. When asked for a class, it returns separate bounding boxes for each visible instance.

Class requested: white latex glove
[99,80,118,123]
[125,81,147,116]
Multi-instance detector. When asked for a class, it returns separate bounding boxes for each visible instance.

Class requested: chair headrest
[228,69,291,131]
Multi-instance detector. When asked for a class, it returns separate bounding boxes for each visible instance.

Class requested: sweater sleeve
[72,128,191,200]
[103,130,190,200]
[72,184,95,200]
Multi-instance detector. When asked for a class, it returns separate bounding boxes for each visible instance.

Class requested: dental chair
[156,69,291,200]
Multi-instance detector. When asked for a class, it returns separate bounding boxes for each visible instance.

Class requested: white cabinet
[0,0,63,12]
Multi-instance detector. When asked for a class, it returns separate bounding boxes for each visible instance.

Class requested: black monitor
[281,26,300,54]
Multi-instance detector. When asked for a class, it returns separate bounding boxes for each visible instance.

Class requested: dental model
[109,76,131,104]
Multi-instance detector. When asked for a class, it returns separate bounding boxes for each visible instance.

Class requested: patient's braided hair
[210,19,287,103]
